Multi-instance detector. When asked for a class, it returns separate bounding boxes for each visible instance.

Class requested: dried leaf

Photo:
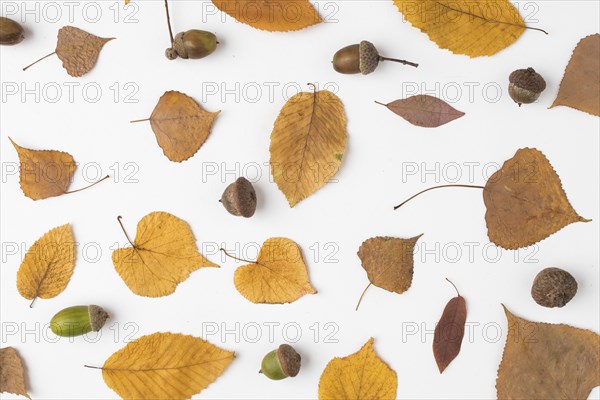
[484,148,590,249]
[97,332,234,400]
[16,224,75,306]
[111,212,218,297]
[212,0,322,32]
[270,88,347,207]
[56,26,113,77]
[355,235,421,310]
[318,338,397,400]
[376,95,465,127]
[134,91,220,162]
[232,237,316,304]
[393,0,539,57]
[433,280,466,373]
[550,34,600,116]
[0,348,30,399]
[497,306,600,399]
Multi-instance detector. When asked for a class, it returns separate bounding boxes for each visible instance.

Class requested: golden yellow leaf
[212,0,322,32]
[16,224,75,306]
[97,332,234,400]
[393,0,542,57]
[124,0,129,4]
[232,237,316,304]
[111,212,218,297]
[270,88,347,207]
[497,306,600,399]
[318,338,397,400]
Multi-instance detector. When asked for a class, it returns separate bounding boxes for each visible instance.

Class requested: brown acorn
[508,67,546,106]
[531,267,577,308]
[220,177,256,218]
[0,16,24,45]
[259,344,301,380]
[165,30,217,60]
[332,40,418,75]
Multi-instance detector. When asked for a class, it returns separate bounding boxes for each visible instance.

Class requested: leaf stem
[219,248,255,264]
[65,175,110,195]
[379,56,418,68]
[525,26,548,35]
[164,0,174,46]
[307,83,316,94]
[29,297,37,308]
[130,118,150,123]
[393,184,485,210]
[22,52,56,71]
[117,216,135,247]
[355,282,372,311]
[446,278,460,297]
[374,101,387,107]
[83,365,102,370]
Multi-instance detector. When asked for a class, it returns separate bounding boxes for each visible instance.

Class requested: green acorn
[50,305,109,337]
[259,344,301,380]
[165,30,217,60]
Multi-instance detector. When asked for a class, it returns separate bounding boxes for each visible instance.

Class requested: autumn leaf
[355,235,421,310]
[318,338,397,400]
[17,224,75,307]
[225,237,316,304]
[433,279,466,373]
[212,0,322,32]
[23,26,114,77]
[497,306,600,399]
[393,0,546,57]
[270,86,347,207]
[550,34,600,116]
[111,212,218,297]
[0,348,30,399]
[375,95,465,127]
[88,332,234,400]
[132,91,220,162]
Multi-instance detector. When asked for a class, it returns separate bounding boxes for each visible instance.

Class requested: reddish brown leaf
[433,280,466,373]
[376,95,465,127]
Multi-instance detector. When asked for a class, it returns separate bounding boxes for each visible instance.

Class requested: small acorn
[508,67,546,106]
[259,344,301,380]
[0,17,24,45]
[531,267,578,308]
[165,30,217,60]
[220,177,257,218]
[332,40,418,75]
[50,305,109,337]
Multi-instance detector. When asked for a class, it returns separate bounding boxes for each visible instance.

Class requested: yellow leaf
[212,0,322,32]
[98,332,234,400]
[393,0,540,57]
[111,212,218,297]
[232,237,316,304]
[270,88,347,207]
[16,224,75,306]
[124,0,129,4]
[318,338,397,400]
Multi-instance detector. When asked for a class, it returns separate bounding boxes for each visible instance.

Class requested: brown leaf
[0,348,30,399]
[212,0,322,32]
[56,26,113,77]
[376,95,465,127]
[550,34,600,116]
[433,280,466,373]
[355,235,422,310]
[484,148,590,249]
[497,306,600,399]
[134,91,220,162]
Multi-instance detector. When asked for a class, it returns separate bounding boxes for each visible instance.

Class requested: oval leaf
[377,95,465,127]
[270,89,347,207]
[433,294,466,373]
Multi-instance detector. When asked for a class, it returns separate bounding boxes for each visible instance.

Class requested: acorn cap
[359,41,380,75]
[220,177,257,218]
[89,305,109,331]
[276,344,301,377]
[531,267,577,308]
[509,67,546,93]
[173,32,188,59]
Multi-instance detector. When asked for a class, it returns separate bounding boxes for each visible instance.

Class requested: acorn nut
[259,344,301,380]
[50,305,109,337]
[508,67,546,106]
[166,30,217,60]
[531,267,578,308]
[220,177,257,218]
[332,40,418,75]
[0,17,24,45]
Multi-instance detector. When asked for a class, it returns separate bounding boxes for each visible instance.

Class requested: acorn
[259,344,301,380]
[165,30,217,60]
[508,67,546,106]
[531,268,578,308]
[220,177,257,218]
[50,305,109,337]
[0,17,24,45]
[332,40,418,75]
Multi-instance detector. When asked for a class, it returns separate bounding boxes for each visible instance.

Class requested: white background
[1,1,599,399]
